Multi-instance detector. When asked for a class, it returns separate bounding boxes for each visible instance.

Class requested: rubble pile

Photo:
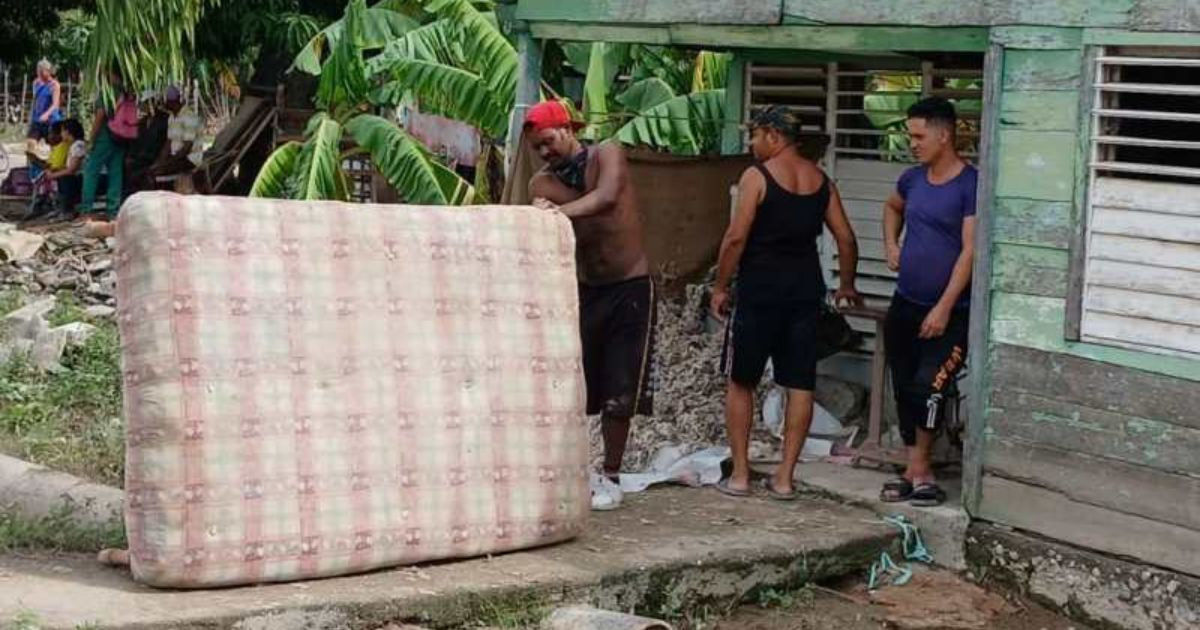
[594,278,870,473]
[591,282,781,472]
[0,225,117,309]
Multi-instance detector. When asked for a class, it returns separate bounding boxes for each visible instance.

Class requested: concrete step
[0,486,895,629]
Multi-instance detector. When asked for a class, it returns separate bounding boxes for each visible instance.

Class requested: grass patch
[0,502,125,553]
[46,292,91,328]
[0,320,124,487]
[0,291,23,318]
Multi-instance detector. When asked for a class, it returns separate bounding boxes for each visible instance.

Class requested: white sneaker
[590,473,624,511]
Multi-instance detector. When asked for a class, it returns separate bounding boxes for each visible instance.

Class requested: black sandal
[909,482,946,507]
[880,477,914,503]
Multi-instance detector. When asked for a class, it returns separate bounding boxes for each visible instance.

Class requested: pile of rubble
[0,223,117,310]
[593,279,868,473]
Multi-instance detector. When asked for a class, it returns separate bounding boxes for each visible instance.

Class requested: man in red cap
[525,100,654,511]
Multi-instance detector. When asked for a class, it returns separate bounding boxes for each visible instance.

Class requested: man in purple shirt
[880,98,977,507]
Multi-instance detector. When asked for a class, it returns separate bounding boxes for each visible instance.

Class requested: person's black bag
[816,299,861,360]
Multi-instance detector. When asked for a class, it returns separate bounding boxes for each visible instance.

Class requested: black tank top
[737,163,829,304]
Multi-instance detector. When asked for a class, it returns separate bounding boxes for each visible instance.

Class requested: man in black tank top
[711,106,861,499]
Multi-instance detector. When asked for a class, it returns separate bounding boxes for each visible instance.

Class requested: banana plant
[864,73,983,160]
[566,42,732,155]
[251,0,476,204]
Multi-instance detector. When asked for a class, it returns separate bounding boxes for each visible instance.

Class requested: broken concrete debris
[0,225,117,308]
[0,295,98,370]
[0,223,46,262]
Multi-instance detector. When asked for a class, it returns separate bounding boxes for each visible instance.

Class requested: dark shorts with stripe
[580,276,657,417]
[884,294,969,446]
[721,299,820,391]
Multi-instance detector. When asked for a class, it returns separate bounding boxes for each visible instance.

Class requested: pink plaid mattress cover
[116,193,589,588]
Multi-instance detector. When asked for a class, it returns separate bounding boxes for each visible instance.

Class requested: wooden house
[502,0,1200,588]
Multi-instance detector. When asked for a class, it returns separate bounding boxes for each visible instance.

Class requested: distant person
[124,94,171,197]
[47,119,87,214]
[879,97,976,507]
[28,59,63,147]
[79,69,136,221]
[526,100,656,511]
[710,105,860,500]
[150,85,202,178]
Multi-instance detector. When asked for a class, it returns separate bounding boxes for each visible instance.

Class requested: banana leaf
[292,6,421,74]
[616,77,676,114]
[691,51,732,93]
[249,141,303,198]
[292,113,349,200]
[425,0,517,107]
[345,114,476,205]
[373,58,509,137]
[315,0,371,113]
[615,89,726,156]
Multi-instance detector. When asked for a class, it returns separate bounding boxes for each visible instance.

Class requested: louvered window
[1079,47,1200,357]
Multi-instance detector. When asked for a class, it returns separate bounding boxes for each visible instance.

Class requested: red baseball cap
[523,100,584,133]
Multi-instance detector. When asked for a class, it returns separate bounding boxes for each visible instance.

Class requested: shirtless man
[525,100,655,511]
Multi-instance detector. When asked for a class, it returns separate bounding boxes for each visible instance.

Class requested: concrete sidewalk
[0,486,895,629]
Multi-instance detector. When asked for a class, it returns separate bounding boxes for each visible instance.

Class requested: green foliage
[615,89,727,156]
[566,43,733,155]
[616,78,677,114]
[375,58,509,137]
[84,0,219,101]
[249,141,303,198]
[37,9,95,78]
[315,0,371,113]
[292,4,420,74]
[292,113,350,200]
[0,502,126,554]
[346,114,476,205]
[0,321,125,488]
[258,0,486,204]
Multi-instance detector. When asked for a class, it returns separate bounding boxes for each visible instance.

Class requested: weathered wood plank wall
[979,26,1200,577]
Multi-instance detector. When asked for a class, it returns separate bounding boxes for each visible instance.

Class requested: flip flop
[715,477,752,498]
[909,482,946,507]
[760,478,797,501]
[880,477,914,503]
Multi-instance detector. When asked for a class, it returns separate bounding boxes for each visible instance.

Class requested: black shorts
[580,276,657,418]
[721,299,819,391]
[884,294,969,446]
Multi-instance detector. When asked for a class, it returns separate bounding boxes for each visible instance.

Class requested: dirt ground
[705,571,1092,630]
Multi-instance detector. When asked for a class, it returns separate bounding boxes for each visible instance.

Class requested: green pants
[80,127,126,219]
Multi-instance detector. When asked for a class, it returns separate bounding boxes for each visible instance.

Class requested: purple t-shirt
[896,164,978,307]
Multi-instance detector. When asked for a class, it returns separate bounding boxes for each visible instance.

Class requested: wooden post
[961,42,1004,517]
[506,23,543,179]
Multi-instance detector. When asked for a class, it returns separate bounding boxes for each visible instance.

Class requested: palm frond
[250,141,304,198]
[374,59,509,137]
[692,51,732,93]
[84,0,218,100]
[293,5,421,75]
[616,77,676,114]
[580,42,631,139]
[346,114,476,205]
[615,89,726,156]
[365,20,461,76]
[316,0,371,114]
[424,0,517,106]
[292,113,348,200]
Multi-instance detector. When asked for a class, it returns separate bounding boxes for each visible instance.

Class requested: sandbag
[116,192,589,588]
